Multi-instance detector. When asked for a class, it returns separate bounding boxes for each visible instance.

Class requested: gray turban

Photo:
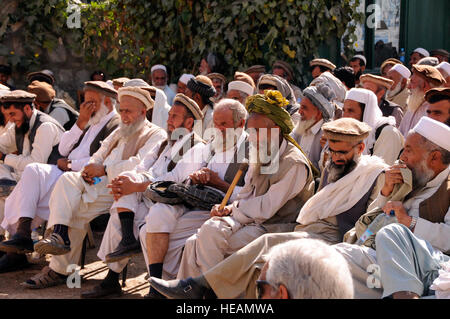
[302,83,336,122]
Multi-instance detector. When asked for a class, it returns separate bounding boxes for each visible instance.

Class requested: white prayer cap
[352,54,367,65]
[413,117,450,152]
[151,64,167,73]
[124,78,151,88]
[227,80,254,96]
[436,62,450,78]
[414,48,430,57]
[178,73,195,85]
[390,63,411,79]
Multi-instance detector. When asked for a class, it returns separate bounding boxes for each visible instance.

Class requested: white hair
[214,98,247,126]
[265,238,354,299]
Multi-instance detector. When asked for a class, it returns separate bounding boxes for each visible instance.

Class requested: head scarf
[345,88,396,154]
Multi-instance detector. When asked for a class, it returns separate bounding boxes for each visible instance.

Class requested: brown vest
[247,142,315,232]
[419,174,449,223]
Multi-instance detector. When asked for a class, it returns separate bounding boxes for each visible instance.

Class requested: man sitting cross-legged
[23,87,167,289]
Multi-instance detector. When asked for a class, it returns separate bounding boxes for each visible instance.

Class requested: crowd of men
[0,46,449,299]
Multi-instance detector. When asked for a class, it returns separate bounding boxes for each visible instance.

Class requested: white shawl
[296,155,387,225]
[152,87,171,131]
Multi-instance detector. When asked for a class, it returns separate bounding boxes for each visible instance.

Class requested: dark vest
[15,110,65,165]
[48,98,79,131]
[69,114,120,156]
[379,98,400,117]
[156,132,205,172]
[206,138,250,186]
[321,168,378,240]
[419,174,449,224]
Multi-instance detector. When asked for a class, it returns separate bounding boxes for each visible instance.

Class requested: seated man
[24,86,167,289]
[0,81,120,273]
[140,98,250,298]
[80,93,206,298]
[173,90,316,282]
[343,88,404,165]
[309,59,336,79]
[360,74,404,127]
[291,83,336,171]
[27,80,79,130]
[255,239,353,299]
[334,117,449,299]
[149,117,386,299]
[424,87,449,126]
[386,63,411,112]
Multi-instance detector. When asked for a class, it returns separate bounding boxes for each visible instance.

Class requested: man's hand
[76,101,96,130]
[57,158,71,171]
[381,164,407,197]
[210,204,232,218]
[82,163,105,184]
[189,168,230,193]
[382,201,412,228]
[107,175,149,201]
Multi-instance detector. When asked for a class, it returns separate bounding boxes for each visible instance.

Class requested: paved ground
[0,231,150,299]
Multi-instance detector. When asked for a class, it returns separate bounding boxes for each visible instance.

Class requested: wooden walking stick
[218,161,249,211]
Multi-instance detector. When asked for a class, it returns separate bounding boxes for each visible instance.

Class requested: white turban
[178,74,195,85]
[311,71,347,103]
[390,64,411,79]
[346,88,396,154]
[436,62,450,78]
[151,64,167,73]
[414,48,430,57]
[414,117,450,151]
[227,80,254,96]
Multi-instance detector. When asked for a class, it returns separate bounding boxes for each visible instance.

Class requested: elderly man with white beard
[343,88,404,165]
[0,81,120,273]
[78,93,206,299]
[141,98,249,298]
[148,117,386,299]
[399,65,446,137]
[334,117,450,299]
[290,83,336,171]
[386,63,411,112]
[22,86,167,289]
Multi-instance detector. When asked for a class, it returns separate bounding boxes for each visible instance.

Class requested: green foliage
[0,0,363,84]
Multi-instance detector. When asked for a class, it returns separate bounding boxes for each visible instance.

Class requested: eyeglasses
[255,280,278,299]
[328,144,360,157]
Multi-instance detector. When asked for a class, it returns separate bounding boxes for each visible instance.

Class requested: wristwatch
[409,216,418,230]
[67,160,72,170]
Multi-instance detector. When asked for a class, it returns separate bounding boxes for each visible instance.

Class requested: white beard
[87,103,109,127]
[386,82,403,99]
[118,116,146,138]
[406,88,425,112]
[210,128,241,153]
[293,118,317,136]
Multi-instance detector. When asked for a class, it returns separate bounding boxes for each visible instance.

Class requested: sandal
[21,266,67,289]
[34,233,71,256]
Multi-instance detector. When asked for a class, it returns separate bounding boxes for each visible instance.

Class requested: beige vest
[248,142,315,233]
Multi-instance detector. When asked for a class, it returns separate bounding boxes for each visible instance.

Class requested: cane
[218,161,249,211]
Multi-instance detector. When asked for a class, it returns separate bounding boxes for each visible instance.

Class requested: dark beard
[355,70,362,80]
[15,119,30,136]
[327,159,358,184]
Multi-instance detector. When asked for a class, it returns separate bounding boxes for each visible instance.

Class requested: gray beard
[326,154,360,184]
[293,118,317,136]
[386,82,403,99]
[411,159,435,191]
[210,129,241,153]
[118,116,146,138]
[87,103,109,127]
[406,88,425,112]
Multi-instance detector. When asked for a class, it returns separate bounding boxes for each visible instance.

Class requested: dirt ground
[0,231,150,299]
